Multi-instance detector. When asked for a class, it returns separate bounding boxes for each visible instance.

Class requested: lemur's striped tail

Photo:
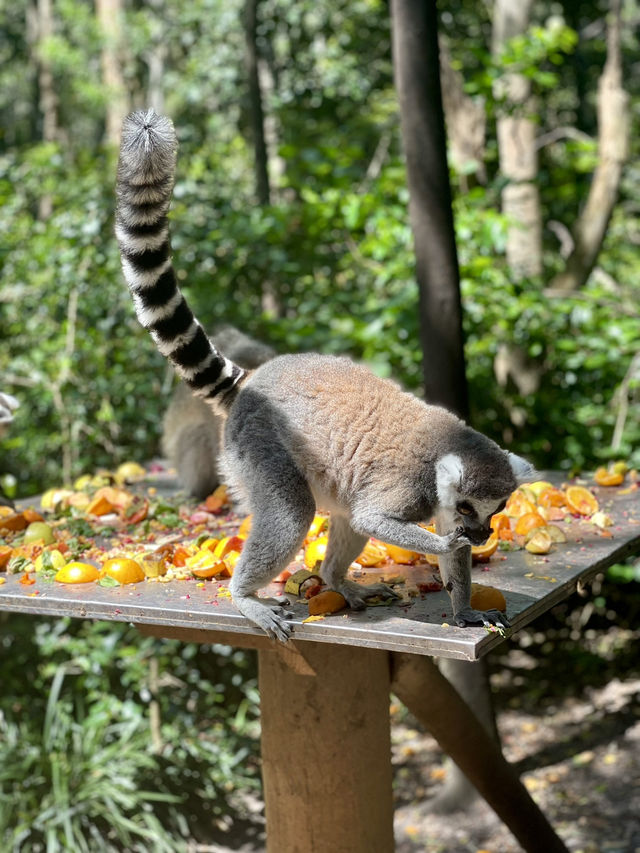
[115,110,246,410]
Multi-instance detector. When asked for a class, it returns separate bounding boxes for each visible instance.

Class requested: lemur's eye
[456,501,474,516]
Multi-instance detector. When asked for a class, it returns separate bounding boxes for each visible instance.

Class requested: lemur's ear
[436,453,464,505]
[507,452,537,484]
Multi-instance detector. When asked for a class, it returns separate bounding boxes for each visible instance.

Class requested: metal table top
[1,478,638,660]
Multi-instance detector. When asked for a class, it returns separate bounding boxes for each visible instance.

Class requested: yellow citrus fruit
[355,540,388,567]
[565,486,599,516]
[505,490,536,518]
[593,467,624,487]
[471,531,499,562]
[55,562,100,584]
[384,542,420,564]
[524,530,553,554]
[304,536,328,569]
[514,512,547,537]
[34,549,67,572]
[101,557,145,584]
[470,583,506,612]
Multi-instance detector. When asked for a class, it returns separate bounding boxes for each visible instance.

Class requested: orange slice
[505,490,536,518]
[470,583,506,612]
[471,532,499,563]
[55,562,100,583]
[384,542,420,564]
[593,467,624,487]
[565,486,599,516]
[537,487,567,509]
[514,512,547,537]
[101,557,145,584]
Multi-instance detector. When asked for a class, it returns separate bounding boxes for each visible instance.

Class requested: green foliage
[0,0,638,490]
[0,615,260,850]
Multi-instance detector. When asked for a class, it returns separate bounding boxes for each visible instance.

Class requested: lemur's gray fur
[115,110,535,641]
[162,326,275,498]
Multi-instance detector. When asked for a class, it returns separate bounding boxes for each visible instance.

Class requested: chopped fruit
[55,561,101,584]
[593,467,624,487]
[0,545,12,569]
[274,568,292,583]
[22,509,45,523]
[285,569,322,596]
[514,512,547,537]
[308,590,347,616]
[0,512,28,532]
[527,480,553,498]
[565,486,599,516]
[95,486,133,511]
[34,549,67,572]
[355,540,388,567]
[40,488,74,510]
[305,514,329,543]
[537,487,567,508]
[213,535,245,560]
[198,537,220,553]
[101,557,145,584]
[223,550,242,575]
[115,461,146,484]
[204,484,230,512]
[505,491,536,518]
[545,525,567,544]
[490,512,510,533]
[23,522,55,545]
[238,515,252,537]
[524,530,553,554]
[86,494,116,517]
[611,461,628,476]
[140,556,167,578]
[171,546,191,567]
[0,506,14,518]
[470,583,507,612]
[192,560,228,579]
[471,532,499,562]
[67,492,90,510]
[590,511,613,529]
[304,536,328,569]
[383,543,420,564]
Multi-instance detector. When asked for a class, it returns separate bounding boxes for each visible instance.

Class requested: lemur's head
[435,429,535,545]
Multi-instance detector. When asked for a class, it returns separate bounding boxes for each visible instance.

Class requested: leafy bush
[0,616,261,850]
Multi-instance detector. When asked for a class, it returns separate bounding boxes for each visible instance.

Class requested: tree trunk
[549,0,629,292]
[244,0,280,316]
[244,0,270,207]
[391,1,504,814]
[96,0,128,145]
[439,39,486,190]
[35,0,57,220]
[390,0,468,418]
[492,0,542,279]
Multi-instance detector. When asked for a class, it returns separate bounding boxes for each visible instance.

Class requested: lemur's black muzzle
[464,526,493,546]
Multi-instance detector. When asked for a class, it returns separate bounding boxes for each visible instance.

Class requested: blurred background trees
[0,0,638,496]
[1,3,639,848]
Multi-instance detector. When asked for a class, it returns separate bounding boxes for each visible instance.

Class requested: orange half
[565,486,599,516]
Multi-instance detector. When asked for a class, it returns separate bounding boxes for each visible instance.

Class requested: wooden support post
[259,642,394,853]
[391,652,569,853]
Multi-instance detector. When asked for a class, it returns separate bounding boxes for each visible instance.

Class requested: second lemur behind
[162,325,274,498]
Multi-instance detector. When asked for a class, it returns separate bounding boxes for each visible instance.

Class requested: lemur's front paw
[443,526,472,551]
[453,606,510,631]
[339,579,401,611]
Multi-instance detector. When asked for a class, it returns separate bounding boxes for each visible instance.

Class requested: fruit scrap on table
[1,463,634,598]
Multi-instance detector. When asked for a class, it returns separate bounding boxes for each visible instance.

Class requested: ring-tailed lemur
[162,326,275,498]
[115,110,535,641]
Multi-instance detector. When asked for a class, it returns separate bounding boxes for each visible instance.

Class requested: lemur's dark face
[435,451,522,543]
[454,497,508,545]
